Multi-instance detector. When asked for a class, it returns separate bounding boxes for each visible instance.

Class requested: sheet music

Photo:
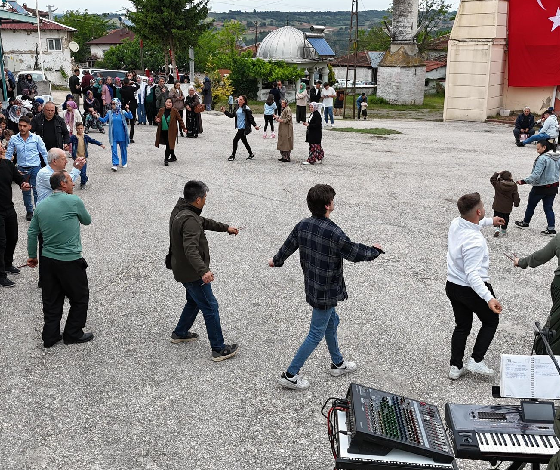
[500,354,560,399]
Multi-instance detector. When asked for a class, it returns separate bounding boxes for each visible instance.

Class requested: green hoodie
[518,234,560,277]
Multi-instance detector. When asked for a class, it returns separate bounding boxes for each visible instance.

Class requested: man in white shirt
[446,192,505,380]
[36,148,85,205]
[321,82,336,126]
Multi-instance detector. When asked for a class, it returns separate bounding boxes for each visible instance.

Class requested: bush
[368,95,388,105]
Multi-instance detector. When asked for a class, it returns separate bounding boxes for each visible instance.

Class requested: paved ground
[0,107,555,469]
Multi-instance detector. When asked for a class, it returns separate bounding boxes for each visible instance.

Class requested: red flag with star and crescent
[509,0,560,86]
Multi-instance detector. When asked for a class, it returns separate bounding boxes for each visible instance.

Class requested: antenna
[343,0,359,120]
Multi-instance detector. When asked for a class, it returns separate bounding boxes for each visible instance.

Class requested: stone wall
[377,65,425,104]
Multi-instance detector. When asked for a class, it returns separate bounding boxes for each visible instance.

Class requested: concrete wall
[2,29,73,86]
[333,66,373,83]
[443,0,508,121]
[90,44,111,60]
[377,65,425,104]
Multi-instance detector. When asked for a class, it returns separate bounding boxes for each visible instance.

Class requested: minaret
[377,0,425,105]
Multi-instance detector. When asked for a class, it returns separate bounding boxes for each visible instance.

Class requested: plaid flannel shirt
[273,216,380,309]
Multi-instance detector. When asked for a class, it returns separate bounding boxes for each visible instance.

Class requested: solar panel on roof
[307,37,335,57]
[7,1,31,15]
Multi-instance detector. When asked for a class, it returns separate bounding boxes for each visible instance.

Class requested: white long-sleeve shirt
[447,216,494,302]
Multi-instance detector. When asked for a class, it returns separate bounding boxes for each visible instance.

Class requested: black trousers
[41,256,89,345]
[513,128,535,140]
[296,105,307,123]
[446,281,499,368]
[0,210,18,278]
[264,115,274,132]
[275,101,281,116]
[129,116,135,140]
[493,210,510,229]
[232,129,252,156]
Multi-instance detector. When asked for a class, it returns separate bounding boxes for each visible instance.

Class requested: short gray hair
[47,147,65,164]
[49,170,68,190]
[524,106,531,111]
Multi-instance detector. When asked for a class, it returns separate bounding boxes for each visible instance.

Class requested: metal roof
[307,37,335,57]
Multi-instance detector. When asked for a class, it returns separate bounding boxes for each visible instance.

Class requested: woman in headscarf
[83,90,104,134]
[274,99,294,162]
[94,98,133,171]
[184,86,202,138]
[7,100,22,133]
[169,80,185,137]
[22,74,37,98]
[60,100,80,135]
[302,101,324,165]
[155,97,186,166]
[101,77,114,116]
[61,94,74,111]
[202,76,212,111]
[114,77,122,100]
[32,97,44,116]
[92,77,103,104]
[295,83,308,123]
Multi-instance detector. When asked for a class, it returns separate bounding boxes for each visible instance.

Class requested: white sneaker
[449,365,465,380]
[330,122,335,127]
[466,357,494,376]
[122,164,128,168]
[278,372,310,390]
[330,361,357,377]
[111,166,117,172]
[301,161,312,165]
[270,133,276,138]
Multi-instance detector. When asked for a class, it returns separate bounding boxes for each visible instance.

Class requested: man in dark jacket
[269,184,383,390]
[169,180,239,361]
[120,78,137,143]
[309,81,322,103]
[31,102,70,151]
[0,154,30,287]
[69,68,81,107]
[514,107,535,144]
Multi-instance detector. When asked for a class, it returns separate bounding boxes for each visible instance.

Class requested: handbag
[194,103,205,113]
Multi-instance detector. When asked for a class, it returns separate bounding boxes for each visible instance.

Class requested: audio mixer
[345,383,455,464]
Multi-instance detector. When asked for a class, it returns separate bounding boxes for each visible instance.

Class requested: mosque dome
[256,26,318,62]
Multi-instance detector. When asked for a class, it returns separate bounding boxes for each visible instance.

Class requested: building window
[47,38,62,51]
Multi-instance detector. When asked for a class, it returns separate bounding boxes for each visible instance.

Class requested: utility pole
[254,21,258,49]
[343,0,359,120]
[45,5,56,20]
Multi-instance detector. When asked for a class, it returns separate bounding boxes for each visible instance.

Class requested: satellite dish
[69,41,79,52]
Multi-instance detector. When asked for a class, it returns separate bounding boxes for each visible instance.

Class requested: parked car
[15,70,53,102]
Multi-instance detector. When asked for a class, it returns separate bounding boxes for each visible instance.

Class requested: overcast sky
[50,0,459,17]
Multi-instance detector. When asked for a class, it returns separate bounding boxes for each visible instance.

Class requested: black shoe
[170,331,199,343]
[80,183,86,190]
[26,212,33,221]
[164,160,169,166]
[247,154,255,160]
[6,265,20,275]
[228,155,235,161]
[0,277,15,287]
[44,335,62,348]
[516,141,525,147]
[515,220,530,228]
[169,156,177,162]
[211,343,239,362]
[100,129,105,134]
[542,228,557,235]
[130,139,135,143]
[63,332,94,345]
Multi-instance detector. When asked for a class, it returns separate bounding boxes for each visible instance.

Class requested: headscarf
[23,75,37,95]
[62,94,73,110]
[86,90,95,104]
[310,102,320,111]
[148,77,154,85]
[64,101,77,129]
[299,83,306,91]
[34,97,44,105]
[8,104,21,123]
[115,77,121,87]
[111,98,122,113]
[93,77,103,91]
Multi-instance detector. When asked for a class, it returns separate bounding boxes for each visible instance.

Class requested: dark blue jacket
[273,216,381,308]
[70,134,102,159]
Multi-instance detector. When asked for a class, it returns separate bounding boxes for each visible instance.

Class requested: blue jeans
[324,106,334,124]
[524,188,556,229]
[80,162,88,185]
[523,133,551,145]
[18,165,40,214]
[111,141,127,166]
[205,103,211,111]
[287,307,344,376]
[174,280,225,351]
[137,103,146,124]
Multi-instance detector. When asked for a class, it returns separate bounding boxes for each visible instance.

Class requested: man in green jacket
[169,180,239,361]
[27,170,93,348]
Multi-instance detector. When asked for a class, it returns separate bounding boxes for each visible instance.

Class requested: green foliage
[417,0,453,53]
[96,37,165,71]
[59,67,68,79]
[127,0,211,70]
[368,95,388,105]
[357,26,391,52]
[208,71,233,109]
[58,10,111,63]
[327,64,336,85]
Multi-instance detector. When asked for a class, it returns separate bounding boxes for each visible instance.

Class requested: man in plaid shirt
[269,184,383,390]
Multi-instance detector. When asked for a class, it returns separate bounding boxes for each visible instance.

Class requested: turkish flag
[509,0,560,86]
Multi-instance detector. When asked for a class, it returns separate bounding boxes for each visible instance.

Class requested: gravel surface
[0,110,555,469]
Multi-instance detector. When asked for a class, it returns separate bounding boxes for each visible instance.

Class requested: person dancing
[220,95,259,161]
[155,98,186,166]
[184,86,202,138]
[94,98,133,172]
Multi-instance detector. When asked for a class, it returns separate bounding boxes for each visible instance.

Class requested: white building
[1,19,75,86]
[255,25,335,101]
[86,28,135,61]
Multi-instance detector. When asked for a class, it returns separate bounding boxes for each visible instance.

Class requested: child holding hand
[70,121,105,189]
[491,170,520,237]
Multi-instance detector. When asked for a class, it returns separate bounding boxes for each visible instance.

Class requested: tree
[96,37,165,71]
[416,0,452,52]
[357,26,391,52]
[58,10,111,63]
[127,0,210,74]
